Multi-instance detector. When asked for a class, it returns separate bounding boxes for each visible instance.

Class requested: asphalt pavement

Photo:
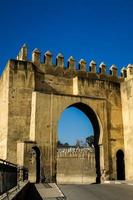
[59,184,133,200]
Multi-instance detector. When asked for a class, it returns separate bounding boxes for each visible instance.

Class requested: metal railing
[0,159,28,195]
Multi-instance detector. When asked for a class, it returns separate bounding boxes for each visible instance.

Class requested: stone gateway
[0,44,132,183]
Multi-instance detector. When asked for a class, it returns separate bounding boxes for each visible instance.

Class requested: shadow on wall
[12,183,43,200]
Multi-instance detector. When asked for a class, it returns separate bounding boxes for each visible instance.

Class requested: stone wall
[7,60,34,163]
[121,65,133,180]
[0,63,9,159]
[57,148,95,184]
[0,45,126,182]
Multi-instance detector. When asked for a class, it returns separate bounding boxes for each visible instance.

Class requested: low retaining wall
[57,148,96,184]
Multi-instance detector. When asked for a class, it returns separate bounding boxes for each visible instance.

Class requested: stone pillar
[17,44,28,61]
[17,141,25,166]
[99,62,106,74]
[56,53,64,68]
[28,148,36,183]
[126,64,133,78]
[110,65,118,76]
[99,144,104,171]
[79,59,86,71]
[44,51,52,65]
[68,56,76,70]
[121,67,127,78]
[73,77,78,95]
[32,48,41,66]
[90,60,96,73]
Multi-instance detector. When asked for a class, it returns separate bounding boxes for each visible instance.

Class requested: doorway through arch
[116,150,125,180]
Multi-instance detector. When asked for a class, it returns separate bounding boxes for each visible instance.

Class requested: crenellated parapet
[57,147,94,158]
[32,48,41,66]
[16,44,28,61]
[121,64,133,80]
[14,44,133,83]
[13,45,105,79]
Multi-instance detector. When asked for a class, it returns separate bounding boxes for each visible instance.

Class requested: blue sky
[0,0,133,73]
[0,0,133,144]
[58,107,93,145]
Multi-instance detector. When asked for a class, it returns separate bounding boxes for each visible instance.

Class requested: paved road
[59,184,133,200]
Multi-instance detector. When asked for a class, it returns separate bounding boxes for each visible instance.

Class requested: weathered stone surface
[121,77,133,180]
[57,148,96,184]
[0,46,132,183]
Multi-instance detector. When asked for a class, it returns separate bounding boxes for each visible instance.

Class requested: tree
[57,140,63,147]
[86,135,94,148]
[64,142,69,147]
[57,140,69,147]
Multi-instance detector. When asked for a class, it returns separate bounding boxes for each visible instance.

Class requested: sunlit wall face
[58,106,94,146]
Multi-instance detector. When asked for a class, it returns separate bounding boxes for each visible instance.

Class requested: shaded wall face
[121,78,133,180]
[107,87,124,180]
[57,148,96,184]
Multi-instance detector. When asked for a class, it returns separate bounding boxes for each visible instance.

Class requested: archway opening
[32,146,41,183]
[58,106,94,147]
[57,102,101,183]
[116,150,125,180]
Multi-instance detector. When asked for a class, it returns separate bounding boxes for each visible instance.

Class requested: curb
[103,181,133,185]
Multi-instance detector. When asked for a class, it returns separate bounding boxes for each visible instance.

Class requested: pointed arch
[57,102,103,183]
